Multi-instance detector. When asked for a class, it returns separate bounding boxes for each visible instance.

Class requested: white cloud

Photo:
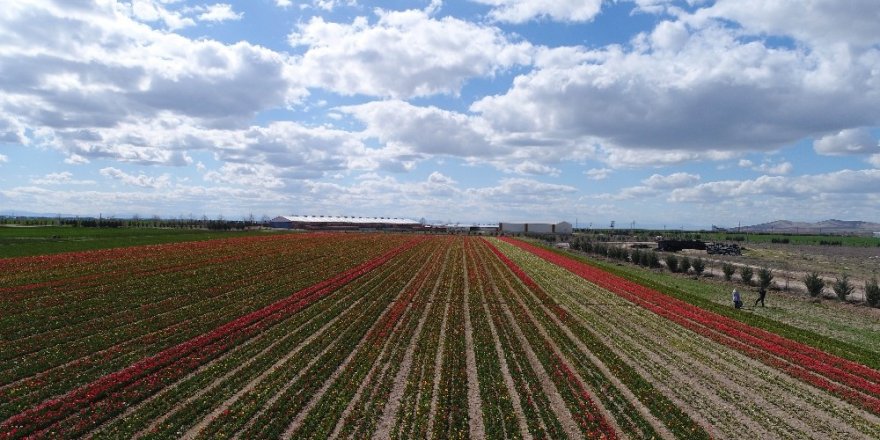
[814,128,879,155]
[738,158,794,175]
[693,0,880,48]
[288,10,532,98]
[471,18,880,157]
[642,172,701,189]
[0,2,303,161]
[30,171,95,185]
[472,0,603,23]
[512,161,560,176]
[585,168,612,180]
[338,100,495,158]
[275,0,292,7]
[100,167,171,189]
[870,155,880,168]
[670,169,880,203]
[0,153,7,163]
[197,4,243,22]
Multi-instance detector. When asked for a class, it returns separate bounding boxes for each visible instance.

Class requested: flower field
[1,234,878,439]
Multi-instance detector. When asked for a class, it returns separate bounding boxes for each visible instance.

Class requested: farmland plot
[1,234,878,439]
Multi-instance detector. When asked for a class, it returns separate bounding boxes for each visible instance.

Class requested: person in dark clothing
[755,286,766,307]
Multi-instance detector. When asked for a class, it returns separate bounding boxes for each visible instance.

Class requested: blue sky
[1,0,879,228]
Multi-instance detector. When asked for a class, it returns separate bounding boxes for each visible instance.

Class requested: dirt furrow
[461,245,486,440]
[424,286,452,440]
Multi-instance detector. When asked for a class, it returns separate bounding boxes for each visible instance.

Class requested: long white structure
[270,215,421,230]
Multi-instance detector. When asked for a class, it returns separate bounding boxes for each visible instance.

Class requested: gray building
[500,221,572,235]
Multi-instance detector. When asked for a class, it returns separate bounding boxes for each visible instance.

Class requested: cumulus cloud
[471,17,880,157]
[100,167,171,189]
[814,128,879,155]
[0,2,302,163]
[338,100,495,158]
[472,0,604,23]
[288,9,532,98]
[0,154,7,163]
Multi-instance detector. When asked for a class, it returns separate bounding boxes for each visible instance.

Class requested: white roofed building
[269,215,421,231]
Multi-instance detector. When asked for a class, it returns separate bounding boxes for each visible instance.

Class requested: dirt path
[461,249,486,440]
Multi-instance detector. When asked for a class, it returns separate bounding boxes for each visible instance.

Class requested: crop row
[0,235,423,438]
[494,237,880,439]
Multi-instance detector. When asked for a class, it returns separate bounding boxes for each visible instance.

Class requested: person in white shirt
[732,288,743,309]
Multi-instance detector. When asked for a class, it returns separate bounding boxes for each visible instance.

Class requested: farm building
[500,221,572,235]
[269,215,421,231]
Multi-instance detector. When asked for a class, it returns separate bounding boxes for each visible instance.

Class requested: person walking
[732,288,743,309]
[755,286,767,307]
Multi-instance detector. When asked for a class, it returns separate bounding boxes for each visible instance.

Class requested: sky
[1,0,879,228]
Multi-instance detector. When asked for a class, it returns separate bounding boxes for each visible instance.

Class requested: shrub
[722,263,736,281]
[691,257,705,275]
[757,267,773,289]
[833,274,855,301]
[665,254,679,273]
[679,256,691,274]
[740,266,754,286]
[803,272,824,298]
[866,278,880,307]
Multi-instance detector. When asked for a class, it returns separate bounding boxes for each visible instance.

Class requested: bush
[679,256,691,274]
[722,263,736,281]
[833,274,855,301]
[664,254,679,273]
[866,278,880,307]
[757,267,773,289]
[803,272,824,297]
[740,266,754,286]
[691,257,705,275]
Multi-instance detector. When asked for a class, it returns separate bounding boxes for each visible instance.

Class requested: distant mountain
[737,219,880,234]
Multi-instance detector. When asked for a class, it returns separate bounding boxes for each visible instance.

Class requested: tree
[803,272,825,298]
[740,266,754,286]
[679,256,691,274]
[691,257,705,276]
[833,274,855,301]
[722,263,736,281]
[757,267,773,289]
[664,254,679,273]
[865,278,880,307]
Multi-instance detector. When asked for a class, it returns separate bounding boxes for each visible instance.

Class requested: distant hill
[737,219,880,234]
